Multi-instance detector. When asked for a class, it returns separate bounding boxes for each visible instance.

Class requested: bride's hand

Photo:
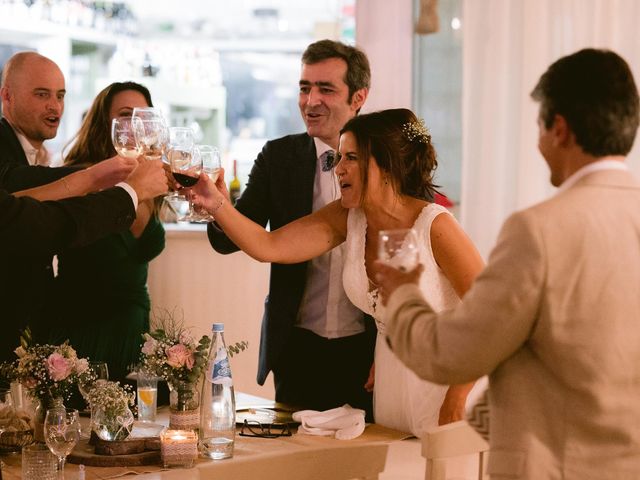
[185,169,228,214]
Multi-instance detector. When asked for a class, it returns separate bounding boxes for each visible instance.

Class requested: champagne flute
[378,228,420,272]
[191,145,221,223]
[44,408,80,478]
[111,117,142,159]
[168,128,202,221]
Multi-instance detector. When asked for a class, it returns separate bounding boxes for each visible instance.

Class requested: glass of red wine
[168,127,201,221]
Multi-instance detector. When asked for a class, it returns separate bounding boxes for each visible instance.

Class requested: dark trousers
[273,326,375,422]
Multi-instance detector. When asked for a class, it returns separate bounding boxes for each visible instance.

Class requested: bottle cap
[212,323,224,332]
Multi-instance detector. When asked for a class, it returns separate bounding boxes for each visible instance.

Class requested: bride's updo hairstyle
[339,108,438,204]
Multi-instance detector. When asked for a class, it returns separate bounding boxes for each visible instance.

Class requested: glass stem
[57,456,66,479]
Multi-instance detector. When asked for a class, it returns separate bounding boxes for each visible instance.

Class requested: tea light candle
[160,429,198,468]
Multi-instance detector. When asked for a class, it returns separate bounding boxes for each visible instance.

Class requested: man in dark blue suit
[208,40,376,418]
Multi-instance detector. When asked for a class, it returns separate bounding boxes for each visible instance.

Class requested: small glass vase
[169,381,200,431]
[34,396,64,443]
[91,404,134,441]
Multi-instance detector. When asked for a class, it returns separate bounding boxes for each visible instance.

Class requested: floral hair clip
[402,118,431,145]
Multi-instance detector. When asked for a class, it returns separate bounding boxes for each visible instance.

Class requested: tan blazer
[385,169,640,479]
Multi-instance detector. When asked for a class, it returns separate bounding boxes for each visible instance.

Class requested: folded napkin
[292,404,366,440]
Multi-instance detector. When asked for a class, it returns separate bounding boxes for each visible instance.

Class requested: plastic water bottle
[199,323,236,460]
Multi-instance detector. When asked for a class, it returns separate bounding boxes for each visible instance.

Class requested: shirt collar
[558,159,628,192]
[13,127,42,166]
[313,137,334,161]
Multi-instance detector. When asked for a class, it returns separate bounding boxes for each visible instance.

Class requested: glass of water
[136,371,158,423]
[378,228,420,272]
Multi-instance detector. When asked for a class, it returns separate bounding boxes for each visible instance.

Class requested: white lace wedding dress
[343,203,460,437]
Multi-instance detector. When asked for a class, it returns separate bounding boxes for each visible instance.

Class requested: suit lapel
[0,117,29,166]
[287,134,317,217]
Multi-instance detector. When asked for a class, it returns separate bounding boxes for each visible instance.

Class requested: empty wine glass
[111,117,142,160]
[378,228,420,272]
[131,107,168,162]
[44,408,80,479]
[169,129,202,222]
[191,145,221,223]
[78,361,109,408]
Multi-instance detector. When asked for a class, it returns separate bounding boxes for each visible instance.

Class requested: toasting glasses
[191,145,221,223]
[378,228,419,272]
[131,107,168,162]
[111,117,142,160]
[168,127,202,221]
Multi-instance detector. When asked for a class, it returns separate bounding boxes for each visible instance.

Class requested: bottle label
[210,347,233,386]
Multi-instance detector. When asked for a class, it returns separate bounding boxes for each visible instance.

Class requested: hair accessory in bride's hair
[402,118,431,145]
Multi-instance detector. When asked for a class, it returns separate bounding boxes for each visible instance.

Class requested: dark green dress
[51,215,165,384]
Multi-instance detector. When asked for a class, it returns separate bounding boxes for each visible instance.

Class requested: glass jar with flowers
[87,381,135,441]
[139,311,211,431]
[12,328,89,442]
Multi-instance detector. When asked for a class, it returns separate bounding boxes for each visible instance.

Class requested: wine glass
[191,145,221,223]
[378,228,420,272]
[168,128,202,221]
[111,117,142,160]
[78,361,109,407]
[44,408,80,478]
[131,107,168,162]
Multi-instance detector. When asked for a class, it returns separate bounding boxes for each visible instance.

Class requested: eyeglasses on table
[239,419,293,438]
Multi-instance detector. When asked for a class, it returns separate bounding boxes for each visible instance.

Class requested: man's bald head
[0,51,66,148]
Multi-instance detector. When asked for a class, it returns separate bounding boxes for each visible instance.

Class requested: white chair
[421,420,489,480]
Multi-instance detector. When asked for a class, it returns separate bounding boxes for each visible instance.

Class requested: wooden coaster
[68,439,161,467]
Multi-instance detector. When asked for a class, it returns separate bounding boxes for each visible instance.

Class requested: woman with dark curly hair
[189,108,483,436]
[51,82,165,384]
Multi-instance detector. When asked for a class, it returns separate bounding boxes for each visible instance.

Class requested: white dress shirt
[295,138,365,339]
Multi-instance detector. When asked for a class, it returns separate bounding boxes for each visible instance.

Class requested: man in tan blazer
[373,48,640,479]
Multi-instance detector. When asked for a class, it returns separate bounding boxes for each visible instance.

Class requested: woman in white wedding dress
[190,108,484,437]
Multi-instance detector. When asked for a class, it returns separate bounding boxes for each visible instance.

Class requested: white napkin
[292,404,366,440]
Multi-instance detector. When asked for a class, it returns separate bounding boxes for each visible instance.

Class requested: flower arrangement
[12,328,88,403]
[139,310,211,386]
[87,381,135,416]
[88,381,135,441]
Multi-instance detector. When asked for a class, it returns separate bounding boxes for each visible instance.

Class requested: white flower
[141,335,158,355]
[76,358,89,374]
[14,346,26,358]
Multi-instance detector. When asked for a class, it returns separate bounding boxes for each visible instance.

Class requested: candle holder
[160,429,198,468]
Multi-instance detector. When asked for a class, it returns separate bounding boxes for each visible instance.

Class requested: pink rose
[165,344,195,370]
[47,352,73,381]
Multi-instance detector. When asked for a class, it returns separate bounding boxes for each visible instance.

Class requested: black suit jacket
[208,133,369,385]
[0,187,136,361]
[0,117,78,192]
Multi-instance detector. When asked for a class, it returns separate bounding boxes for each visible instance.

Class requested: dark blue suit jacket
[208,133,368,385]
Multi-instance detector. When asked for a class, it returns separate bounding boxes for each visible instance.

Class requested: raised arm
[191,172,348,264]
[13,155,138,200]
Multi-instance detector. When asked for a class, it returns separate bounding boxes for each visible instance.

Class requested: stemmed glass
[78,361,109,408]
[131,107,168,162]
[168,129,202,221]
[378,228,420,272]
[111,117,142,159]
[44,408,80,479]
[191,145,221,223]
